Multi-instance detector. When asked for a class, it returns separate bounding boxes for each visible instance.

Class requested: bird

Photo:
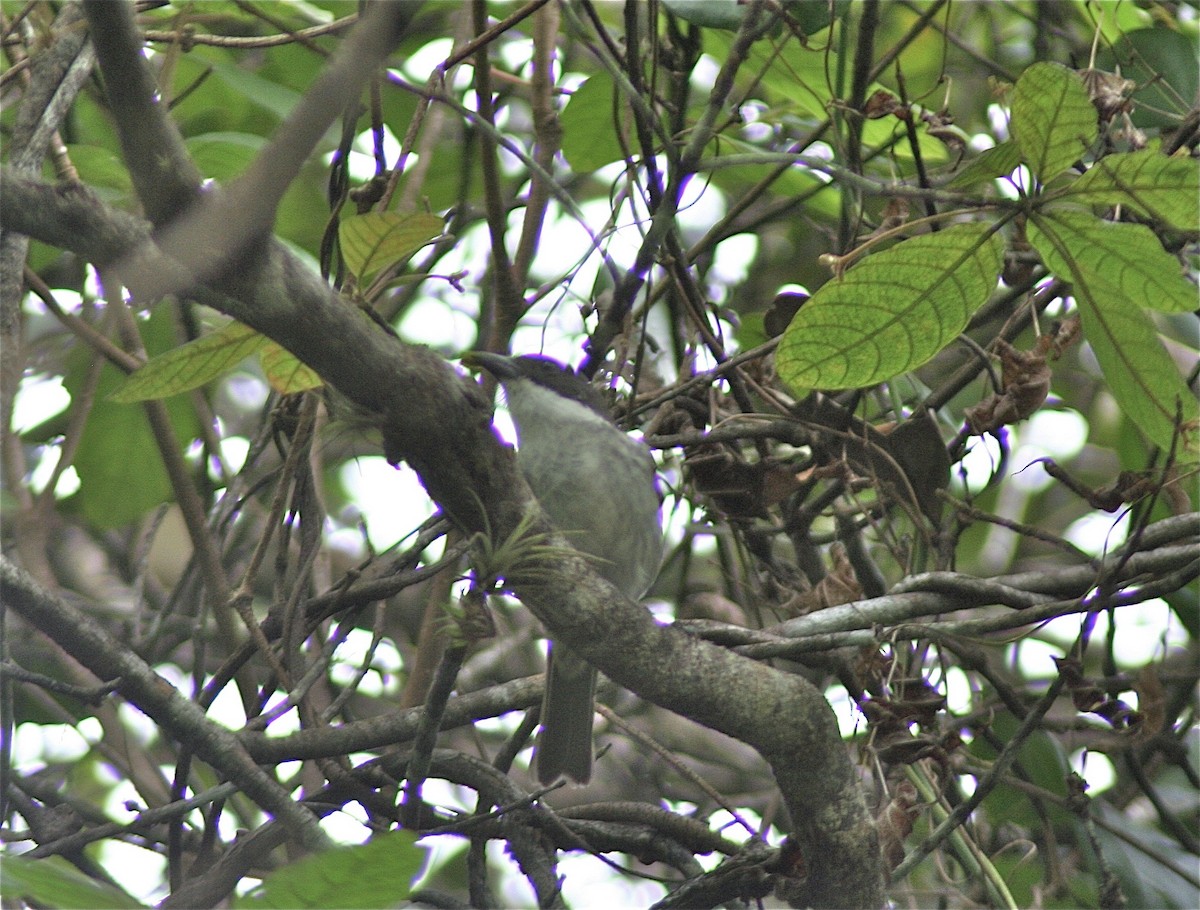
[464,352,663,784]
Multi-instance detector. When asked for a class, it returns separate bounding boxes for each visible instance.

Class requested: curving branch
[0,171,886,909]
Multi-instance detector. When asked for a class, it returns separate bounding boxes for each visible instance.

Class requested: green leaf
[206,53,304,124]
[261,340,323,394]
[338,212,445,283]
[662,0,746,29]
[234,831,426,910]
[1097,29,1200,130]
[702,27,833,120]
[110,321,269,403]
[58,144,134,201]
[1065,150,1200,232]
[967,714,1076,833]
[558,73,629,174]
[948,140,1022,190]
[662,0,838,35]
[1029,211,1199,452]
[1030,209,1196,313]
[861,115,950,165]
[70,309,202,528]
[776,223,1004,391]
[185,131,267,182]
[0,856,146,909]
[1010,62,1097,183]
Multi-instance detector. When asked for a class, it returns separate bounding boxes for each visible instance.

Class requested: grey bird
[465,352,663,784]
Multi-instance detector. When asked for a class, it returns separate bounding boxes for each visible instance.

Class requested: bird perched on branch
[464,352,662,784]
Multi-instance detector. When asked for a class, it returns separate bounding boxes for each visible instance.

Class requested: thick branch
[81,0,203,223]
[3,163,884,905]
[86,0,425,300]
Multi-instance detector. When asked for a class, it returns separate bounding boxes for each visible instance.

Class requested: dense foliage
[1,1,1197,908]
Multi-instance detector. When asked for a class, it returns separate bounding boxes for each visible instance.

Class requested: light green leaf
[861,115,950,164]
[1030,209,1196,313]
[702,26,832,120]
[776,223,1005,391]
[0,856,146,910]
[948,140,1022,190]
[559,73,628,174]
[234,831,426,910]
[110,320,269,403]
[261,340,323,394]
[1029,212,1198,452]
[1065,150,1200,232]
[1010,62,1097,183]
[339,212,445,283]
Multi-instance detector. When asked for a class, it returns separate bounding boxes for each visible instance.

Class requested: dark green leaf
[1097,29,1200,130]
[967,714,1074,832]
[662,0,746,30]
[558,73,629,174]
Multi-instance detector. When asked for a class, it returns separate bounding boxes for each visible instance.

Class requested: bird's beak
[461,350,519,380]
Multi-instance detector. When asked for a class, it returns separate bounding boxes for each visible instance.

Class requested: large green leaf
[1029,211,1199,452]
[112,320,323,403]
[1010,62,1097,184]
[1029,209,1196,313]
[234,831,426,909]
[1064,150,1200,232]
[662,0,746,29]
[776,223,1004,391]
[662,0,841,33]
[0,856,145,910]
[338,212,445,283]
[948,140,1022,190]
[558,72,629,174]
[185,131,267,182]
[111,320,268,403]
[59,144,134,202]
[1097,28,1200,130]
[69,308,202,528]
[260,340,323,394]
[967,714,1074,832]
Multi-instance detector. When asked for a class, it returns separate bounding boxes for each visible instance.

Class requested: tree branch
[2,69,887,910]
[81,0,203,224]
[0,557,332,852]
